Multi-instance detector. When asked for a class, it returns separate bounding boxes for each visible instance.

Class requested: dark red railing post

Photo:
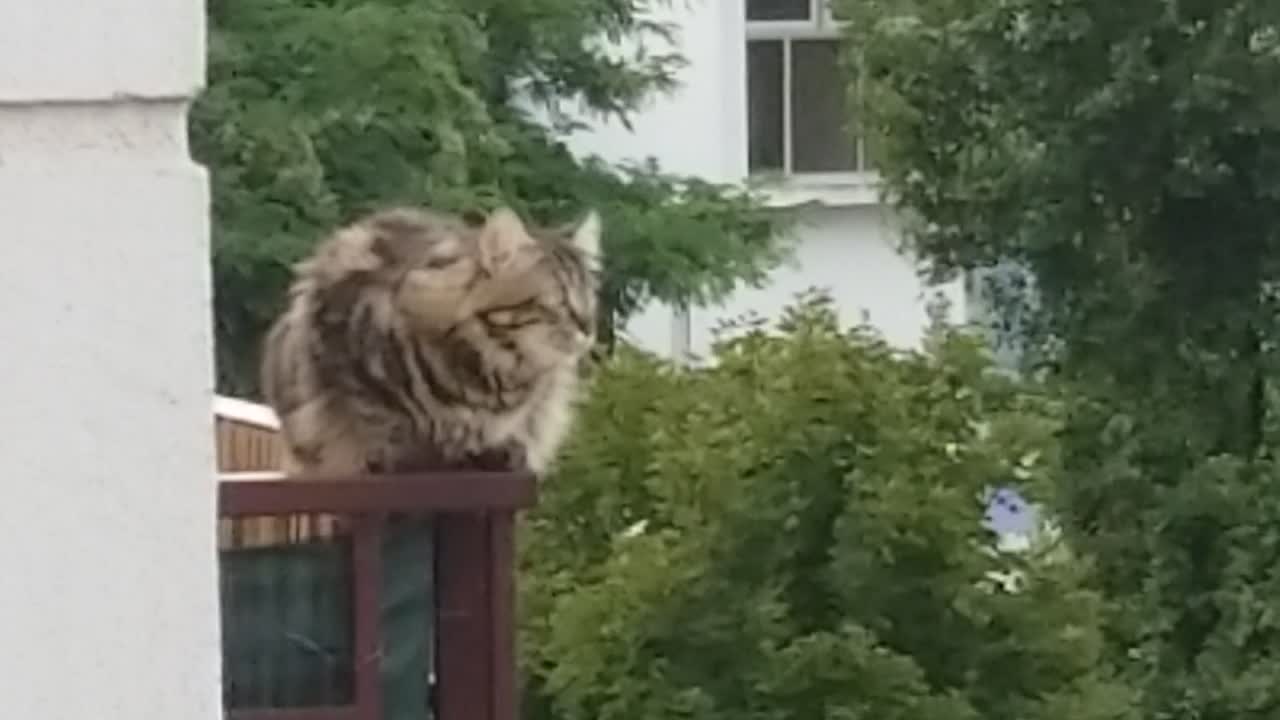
[435,509,520,720]
[435,512,491,720]
[488,510,517,720]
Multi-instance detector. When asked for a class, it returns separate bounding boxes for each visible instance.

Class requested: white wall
[617,204,965,360]
[564,0,747,183]
[0,2,220,718]
[560,0,963,358]
[684,205,964,359]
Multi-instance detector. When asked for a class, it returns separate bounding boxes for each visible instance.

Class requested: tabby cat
[260,205,602,476]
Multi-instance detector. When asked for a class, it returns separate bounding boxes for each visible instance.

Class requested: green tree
[844,0,1280,715]
[523,293,1137,720]
[192,0,789,394]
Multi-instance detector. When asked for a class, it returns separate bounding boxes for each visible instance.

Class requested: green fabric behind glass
[219,517,435,719]
[381,514,436,720]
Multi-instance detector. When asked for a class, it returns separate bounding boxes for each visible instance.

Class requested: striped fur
[260,205,602,476]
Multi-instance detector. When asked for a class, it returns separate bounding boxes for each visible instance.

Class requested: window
[746,0,813,22]
[746,0,871,177]
[965,261,1037,373]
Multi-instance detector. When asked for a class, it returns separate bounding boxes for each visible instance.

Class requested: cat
[259,204,602,477]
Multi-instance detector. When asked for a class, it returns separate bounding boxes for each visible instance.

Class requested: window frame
[745,0,874,189]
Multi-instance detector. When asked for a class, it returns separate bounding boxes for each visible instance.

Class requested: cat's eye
[423,255,459,270]
[487,309,518,326]
[484,306,544,329]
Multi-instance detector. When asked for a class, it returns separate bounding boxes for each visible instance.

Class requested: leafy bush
[522,293,1137,720]
[842,1,1280,715]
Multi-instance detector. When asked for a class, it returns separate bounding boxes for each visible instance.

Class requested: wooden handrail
[219,471,538,515]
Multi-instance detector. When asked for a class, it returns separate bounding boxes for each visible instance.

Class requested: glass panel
[218,514,437,718]
[220,526,356,709]
[746,0,813,21]
[966,261,1037,371]
[747,39,785,172]
[790,39,859,172]
[382,514,436,720]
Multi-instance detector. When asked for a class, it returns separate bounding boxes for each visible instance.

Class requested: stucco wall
[683,205,965,359]
[618,206,966,360]
[0,2,220,718]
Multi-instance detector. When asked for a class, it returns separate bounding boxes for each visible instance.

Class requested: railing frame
[218,471,537,720]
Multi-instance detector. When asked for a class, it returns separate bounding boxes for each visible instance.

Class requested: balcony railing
[217,470,537,720]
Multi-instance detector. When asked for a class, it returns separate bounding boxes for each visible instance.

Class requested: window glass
[747,39,785,172]
[790,39,858,172]
[746,0,812,21]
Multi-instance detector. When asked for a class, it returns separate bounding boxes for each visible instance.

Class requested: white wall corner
[0,2,219,719]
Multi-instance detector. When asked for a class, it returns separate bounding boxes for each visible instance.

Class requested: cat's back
[258,208,460,446]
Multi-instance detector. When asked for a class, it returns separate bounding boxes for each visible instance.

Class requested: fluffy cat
[260,204,602,476]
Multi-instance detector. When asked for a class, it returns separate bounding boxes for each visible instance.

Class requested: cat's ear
[571,210,603,270]
[477,207,535,273]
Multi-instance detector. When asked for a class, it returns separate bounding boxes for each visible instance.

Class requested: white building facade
[564,0,969,360]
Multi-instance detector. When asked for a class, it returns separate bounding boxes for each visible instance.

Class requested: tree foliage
[192,0,789,394]
[523,294,1136,720]
[844,0,1280,716]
